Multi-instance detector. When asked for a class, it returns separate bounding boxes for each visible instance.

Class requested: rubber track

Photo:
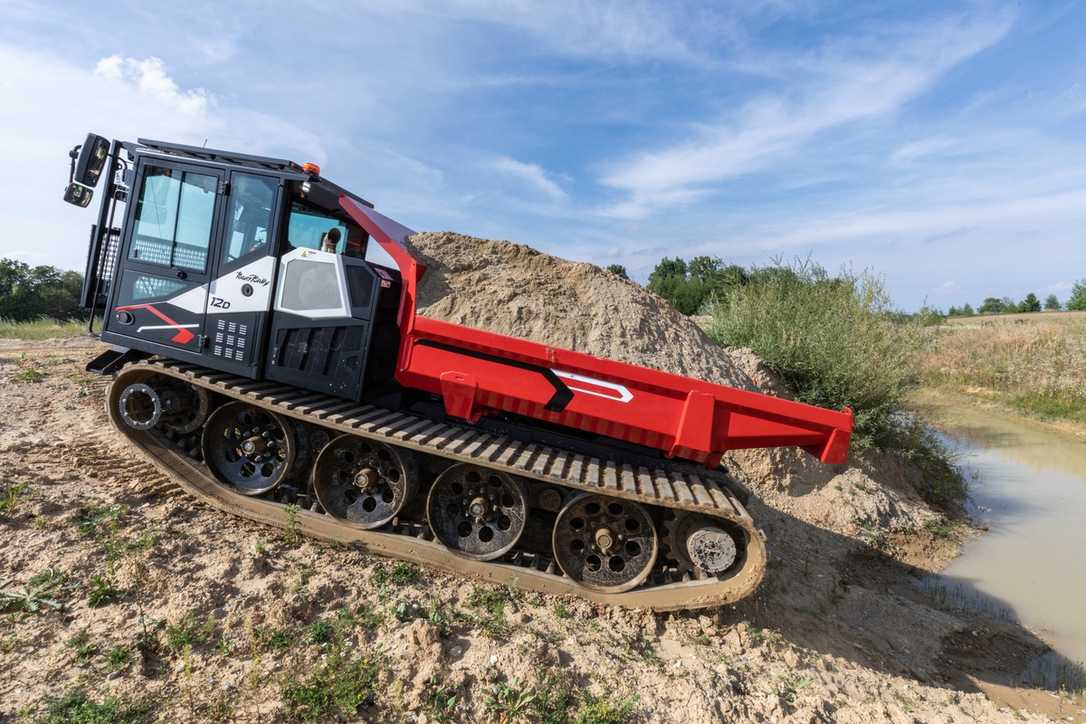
[108,359,767,610]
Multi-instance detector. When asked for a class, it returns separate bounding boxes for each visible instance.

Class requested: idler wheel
[552,494,658,593]
[312,435,415,529]
[426,464,527,560]
[117,382,162,431]
[201,402,296,495]
[663,511,745,577]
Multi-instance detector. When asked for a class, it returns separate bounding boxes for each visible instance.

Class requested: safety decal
[551,370,633,403]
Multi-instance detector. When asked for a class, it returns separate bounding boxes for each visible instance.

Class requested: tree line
[947,282,1086,316]
[610,256,793,316]
[608,257,1086,319]
[0,258,85,322]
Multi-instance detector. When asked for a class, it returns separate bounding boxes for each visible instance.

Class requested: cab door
[107,159,224,353]
[202,170,283,375]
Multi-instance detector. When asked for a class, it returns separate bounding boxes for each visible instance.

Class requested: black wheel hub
[118,383,162,431]
[553,494,658,592]
[201,402,295,495]
[312,435,414,529]
[427,464,527,560]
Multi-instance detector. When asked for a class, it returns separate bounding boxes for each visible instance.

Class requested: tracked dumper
[66,134,853,610]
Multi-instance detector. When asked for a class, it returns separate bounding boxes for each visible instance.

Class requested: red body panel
[341,198,853,467]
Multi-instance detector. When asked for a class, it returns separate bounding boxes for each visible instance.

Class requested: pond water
[917,395,1086,671]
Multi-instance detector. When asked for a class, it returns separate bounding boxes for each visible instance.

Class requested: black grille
[90,228,122,307]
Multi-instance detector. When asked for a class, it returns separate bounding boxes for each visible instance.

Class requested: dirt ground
[2,339,1084,723]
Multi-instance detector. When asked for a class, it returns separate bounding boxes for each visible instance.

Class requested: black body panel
[265,259,402,402]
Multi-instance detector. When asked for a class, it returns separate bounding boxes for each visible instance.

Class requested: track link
[107,359,767,610]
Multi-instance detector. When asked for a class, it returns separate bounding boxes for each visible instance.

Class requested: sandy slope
[2,343,1078,722]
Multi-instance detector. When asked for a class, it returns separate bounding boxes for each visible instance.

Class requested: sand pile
[408,232,759,392]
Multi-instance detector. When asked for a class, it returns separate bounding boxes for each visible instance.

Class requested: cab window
[287,203,348,253]
[130,166,216,272]
[222,173,277,264]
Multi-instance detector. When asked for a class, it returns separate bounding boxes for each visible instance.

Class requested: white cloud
[890,135,959,163]
[597,12,1014,219]
[0,44,326,269]
[94,55,211,115]
[387,0,723,65]
[492,156,568,201]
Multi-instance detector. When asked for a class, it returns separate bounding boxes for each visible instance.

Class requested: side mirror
[63,182,94,207]
[73,133,110,188]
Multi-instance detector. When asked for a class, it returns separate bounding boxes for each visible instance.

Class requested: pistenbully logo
[236,271,270,286]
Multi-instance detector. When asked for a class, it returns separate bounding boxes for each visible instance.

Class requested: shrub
[1019,293,1041,313]
[0,259,84,322]
[1067,280,1086,312]
[707,262,923,451]
[605,264,628,279]
[647,256,747,315]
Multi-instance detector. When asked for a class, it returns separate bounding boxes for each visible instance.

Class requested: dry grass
[0,317,88,340]
[919,315,1086,423]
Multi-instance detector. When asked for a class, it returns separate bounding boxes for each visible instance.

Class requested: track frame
[108,359,768,611]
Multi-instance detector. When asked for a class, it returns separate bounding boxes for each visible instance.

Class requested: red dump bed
[342,198,853,468]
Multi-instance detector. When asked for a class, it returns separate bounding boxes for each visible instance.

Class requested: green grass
[456,585,520,639]
[254,624,297,652]
[281,648,380,723]
[890,417,967,509]
[574,694,637,724]
[305,619,335,645]
[12,365,47,383]
[76,504,125,538]
[424,682,461,722]
[67,631,99,662]
[777,674,815,704]
[923,516,958,539]
[38,688,152,724]
[0,568,69,614]
[163,614,216,654]
[86,574,122,608]
[485,680,540,720]
[479,675,633,724]
[0,481,29,517]
[0,317,87,340]
[371,561,420,589]
[283,504,303,547]
[105,645,133,672]
[467,585,517,616]
[1010,391,1086,424]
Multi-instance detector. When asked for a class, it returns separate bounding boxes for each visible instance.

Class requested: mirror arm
[68,144,81,184]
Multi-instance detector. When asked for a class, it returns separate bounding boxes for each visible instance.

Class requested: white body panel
[207,256,276,314]
[274,247,352,319]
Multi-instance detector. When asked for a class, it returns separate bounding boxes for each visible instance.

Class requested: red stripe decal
[114,304,196,344]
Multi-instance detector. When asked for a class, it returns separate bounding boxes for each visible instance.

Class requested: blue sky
[2,0,1084,310]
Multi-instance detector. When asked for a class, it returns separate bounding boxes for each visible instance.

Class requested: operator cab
[70,135,403,403]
